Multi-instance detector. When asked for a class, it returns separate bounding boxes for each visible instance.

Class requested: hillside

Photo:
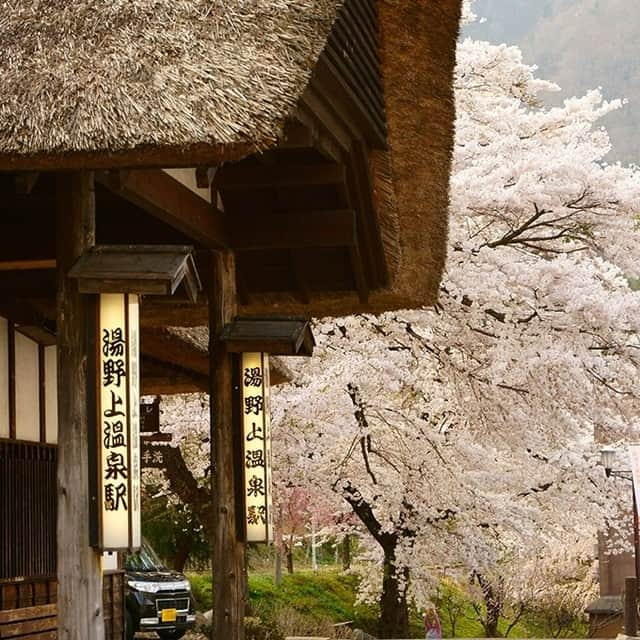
[466,0,640,164]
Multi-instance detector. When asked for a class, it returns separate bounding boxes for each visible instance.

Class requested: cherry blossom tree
[271,29,640,639]
[147,14,640,637]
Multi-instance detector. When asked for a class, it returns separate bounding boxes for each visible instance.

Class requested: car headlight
[127,580,191,593]
[128,580,161,593]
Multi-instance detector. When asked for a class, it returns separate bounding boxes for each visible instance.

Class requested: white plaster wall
[45,346,58,444]
[0,317,8,438]
[163,168,212,203]
[15,332,40,442]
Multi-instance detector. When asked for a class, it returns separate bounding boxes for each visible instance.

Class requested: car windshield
[123,541,167,572]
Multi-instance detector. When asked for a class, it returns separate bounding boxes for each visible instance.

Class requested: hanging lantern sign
[96,293,141,551]
[240,352,273,543]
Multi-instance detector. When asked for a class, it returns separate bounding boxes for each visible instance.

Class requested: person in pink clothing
[424,605,442,639]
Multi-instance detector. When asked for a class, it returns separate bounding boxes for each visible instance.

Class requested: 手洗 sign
[240,352,273,543]
[97,293,141,551]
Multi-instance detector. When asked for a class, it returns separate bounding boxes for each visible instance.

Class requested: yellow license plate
[161,608,177,623]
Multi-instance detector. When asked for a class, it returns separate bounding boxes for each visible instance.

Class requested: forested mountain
[466,0,639,164]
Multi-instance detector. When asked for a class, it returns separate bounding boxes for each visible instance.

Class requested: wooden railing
[0,576,57,612]
[0,604,57,639]
[0,572,124,639]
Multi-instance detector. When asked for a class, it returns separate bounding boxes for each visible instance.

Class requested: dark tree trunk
[379,546,409,639]
[172,537,192,573]
[484,601,501,638]
[474,572,502,637]
[285,542,294,574]
[275,547,283,586]
[342,385,415,640]
[341,535,351,571]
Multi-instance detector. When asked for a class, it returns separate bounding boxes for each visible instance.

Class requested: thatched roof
[0,0,341,166]
[0,0,462,314]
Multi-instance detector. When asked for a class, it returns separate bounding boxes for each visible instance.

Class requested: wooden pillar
[208,251,245,640]
[625,576,638,636]
[56,172,104,640]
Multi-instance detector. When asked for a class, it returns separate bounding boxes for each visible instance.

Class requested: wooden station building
[0,1,462,638]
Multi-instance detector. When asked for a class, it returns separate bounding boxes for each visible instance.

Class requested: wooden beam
[348,243,370,304]
[16,324,56,346]
[344,142,388,288]
[96,169,229,249]
[140,299,209,327]
[142,356,208,395]
[229,209,356,251]
[216,162,346,190]
[195,166,217,189]
[316,37,387,148]
[15,172,40,195]
[300,88,353,153]
[142,376,204,395]
[290,249,311,304]
[235,266,252,307]
[278,120,314,150]
[141,327,209,376]
[0,300,56,329]
[290,108,345,163]
[0,270,56,299]
[0,259,55,272]
[0,141,255,172]
[55,171,104,640]
[208,251,246,640]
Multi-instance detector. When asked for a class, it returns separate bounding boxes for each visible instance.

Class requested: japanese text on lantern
[241,352,273,543]
[98,293,141,550]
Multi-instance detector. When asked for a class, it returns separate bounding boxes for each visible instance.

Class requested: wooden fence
[0,572,124,639]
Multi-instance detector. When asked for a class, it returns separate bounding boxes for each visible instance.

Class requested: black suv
[123,541,196,640]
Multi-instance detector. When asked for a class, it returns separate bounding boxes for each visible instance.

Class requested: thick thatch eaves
[228,0,462,315]
[0,0,463,316]
[0,0,341,164]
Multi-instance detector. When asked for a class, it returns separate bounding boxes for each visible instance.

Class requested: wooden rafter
[289,249,311,305]
[0,270,56,299]
[141,327,209,376]
[0,259,56,271]
[348,243,370,304]
[216,162,346,189]
[229,209,356,251]
[346,141,388,287]
[96,169,229,250]
[142,356,209,395]
[300,88,353,153]
[288,108,344,162]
